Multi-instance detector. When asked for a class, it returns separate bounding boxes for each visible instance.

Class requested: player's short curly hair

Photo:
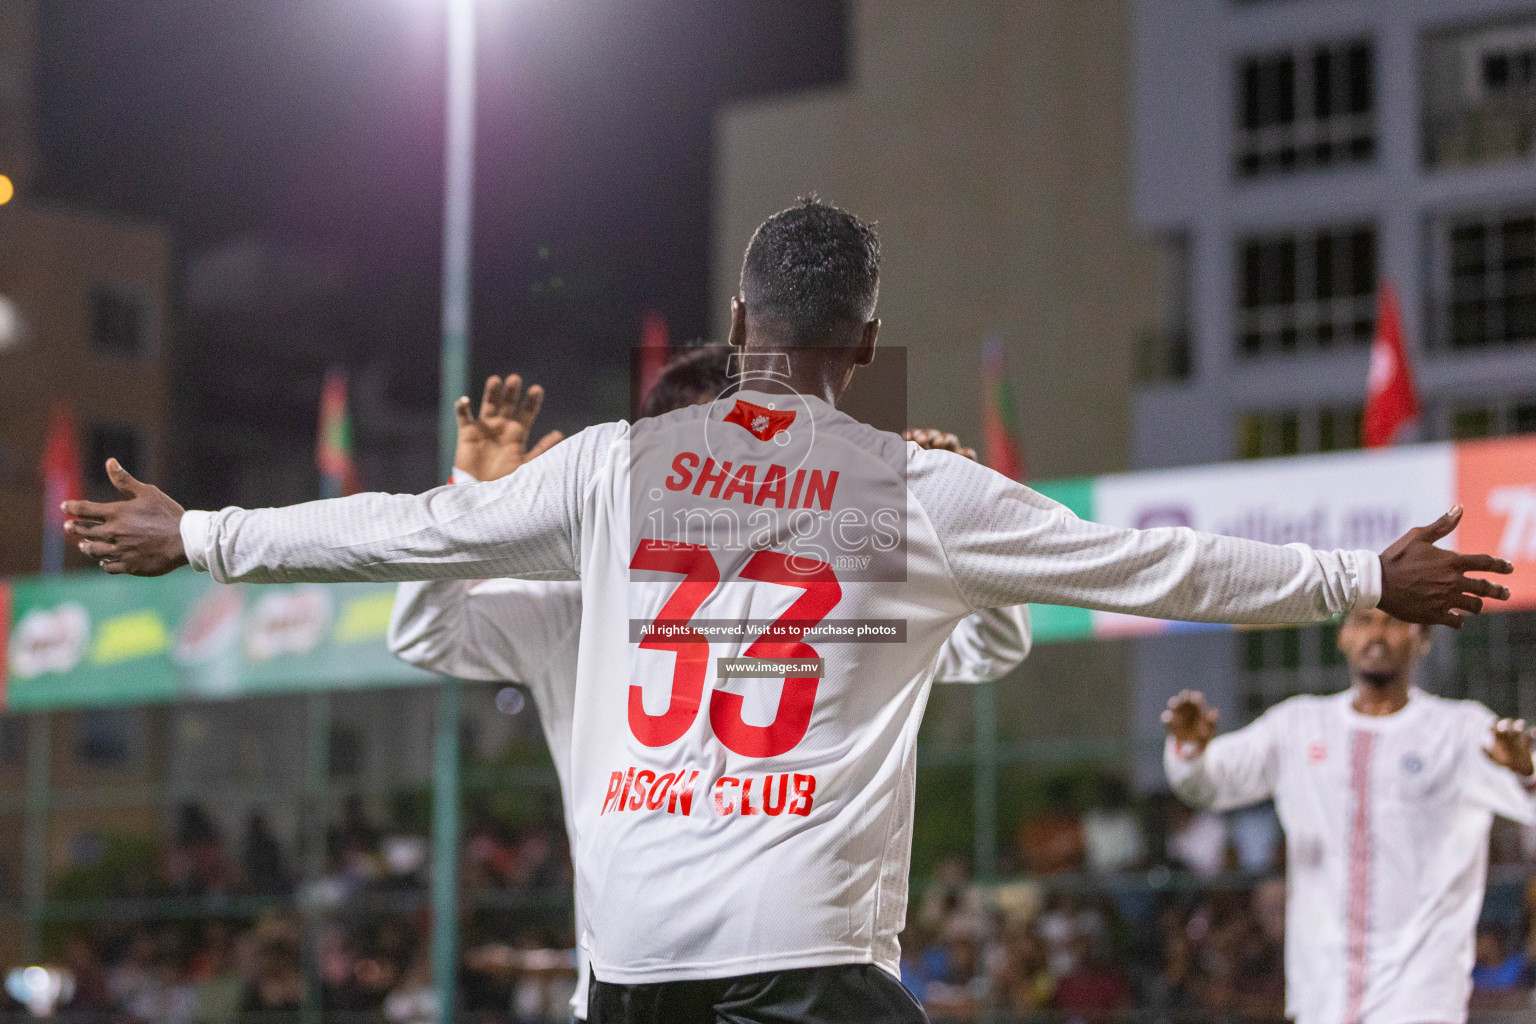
[738,196,880,348]
[639,345,733,418]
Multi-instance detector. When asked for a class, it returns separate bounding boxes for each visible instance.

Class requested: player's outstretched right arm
[65,422,622,584]
[1162,689,1279,810]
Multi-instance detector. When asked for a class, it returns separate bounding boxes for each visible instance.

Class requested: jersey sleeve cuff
[179,510,212,573]
[1350,549,1382,611]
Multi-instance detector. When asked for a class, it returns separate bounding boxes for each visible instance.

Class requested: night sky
[32,0,844,498]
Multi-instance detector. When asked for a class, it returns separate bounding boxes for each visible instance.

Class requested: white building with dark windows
[1130,0,1536,782]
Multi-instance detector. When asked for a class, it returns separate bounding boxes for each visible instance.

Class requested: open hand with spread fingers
[903,428,978,462]
[454,373,564,483]
[1162,689,1219,758]
[1377,505,1514,629]
[62,459,187,576]
[1485,718,1536,778]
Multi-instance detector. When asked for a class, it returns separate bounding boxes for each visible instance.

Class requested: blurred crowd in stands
[0,797,577,1023]
[901,776,1536,1023]
[7,773,1536,1022]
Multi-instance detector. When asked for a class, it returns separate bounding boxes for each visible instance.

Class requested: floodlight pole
[434,0,476,1020]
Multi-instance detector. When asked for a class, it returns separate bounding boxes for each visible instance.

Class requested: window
[89,284,150,356]
[1236,39,1375,178]
[1237,224,1375,356]
[87,423,145,498]
[1237,405,1362,460]
[1136,234,1193,382]
[1440,395,1536,439]
[74,708,143,768]
[1432,207,1536,351]
[1423,20,1536,168]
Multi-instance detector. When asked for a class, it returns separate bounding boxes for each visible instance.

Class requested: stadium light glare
[0,174,14,205]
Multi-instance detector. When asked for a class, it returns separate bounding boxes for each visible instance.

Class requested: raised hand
[454,374,564,483]
[1161,689,1218,757]
[62,459,187,575]
[1377,506,1513,628]
[902,427,978,462]
[1485,718,1535,778]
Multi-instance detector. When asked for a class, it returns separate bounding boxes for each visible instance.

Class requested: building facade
[0,0,171,579]
[1130,0,1536,782]
[712,0,1166,796]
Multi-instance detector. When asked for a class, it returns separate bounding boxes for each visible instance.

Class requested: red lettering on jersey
[691,458,732,499]
[789,773,816,816]
[629,541,717,747]
[665,452,699,491]
[723,399,796,441]
[721,464,757,503]
[630,770,656,811]
[616,767,636,812]
[671,770,701,816]
[710,551,840,757]
[601,771,624,815]
[714,777,739,815]
[788,469,806,508]
[1308,742,1328,764]
[646,772,677,810]
[803,469,839,511]
[763,774,788,815]
[740,777,758,815]
[754,464,788,507]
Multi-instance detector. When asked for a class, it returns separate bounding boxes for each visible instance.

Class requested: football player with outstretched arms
[391,352,1031,1022]
[1164,609,1535,1024]
[66,199,1511,1024]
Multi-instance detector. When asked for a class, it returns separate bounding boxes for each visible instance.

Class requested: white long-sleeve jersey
[1165,689,1536,1024]
[387,574,1030,1018]
[180,389,1381,984]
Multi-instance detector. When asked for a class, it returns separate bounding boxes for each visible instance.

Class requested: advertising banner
[2,434,1532,709]
[3,573,432,712]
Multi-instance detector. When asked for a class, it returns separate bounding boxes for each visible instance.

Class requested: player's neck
[1349,676,1411,716]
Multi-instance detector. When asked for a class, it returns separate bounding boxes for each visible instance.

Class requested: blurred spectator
[916,920,987,1022]
[986,924,1054,1014]
[190,922,245,1024]
[1167,800,1229,876]
[1081,775,1146,874]
[166,802,230,896]
[1471,924,1531,1012]
[1051,933,1133,1017]
[1229,802,1282,874]
[918,857,986,940]
[241,810,290,895]
[241,916,305,1017]
[1017,776,1086,876]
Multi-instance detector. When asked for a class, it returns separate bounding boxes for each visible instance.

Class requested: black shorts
[587,963,929,1024]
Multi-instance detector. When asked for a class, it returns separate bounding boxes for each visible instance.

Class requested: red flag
[40,400,81,574]
[1363,281,1420,448]
[317,367,360,498]
[634,311,671,415]
[982,336,1027,480]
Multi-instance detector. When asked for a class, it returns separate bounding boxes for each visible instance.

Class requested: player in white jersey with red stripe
[68,199,1512,1023]
[389,354,1030,1021]
[1164,608,1536,1024]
